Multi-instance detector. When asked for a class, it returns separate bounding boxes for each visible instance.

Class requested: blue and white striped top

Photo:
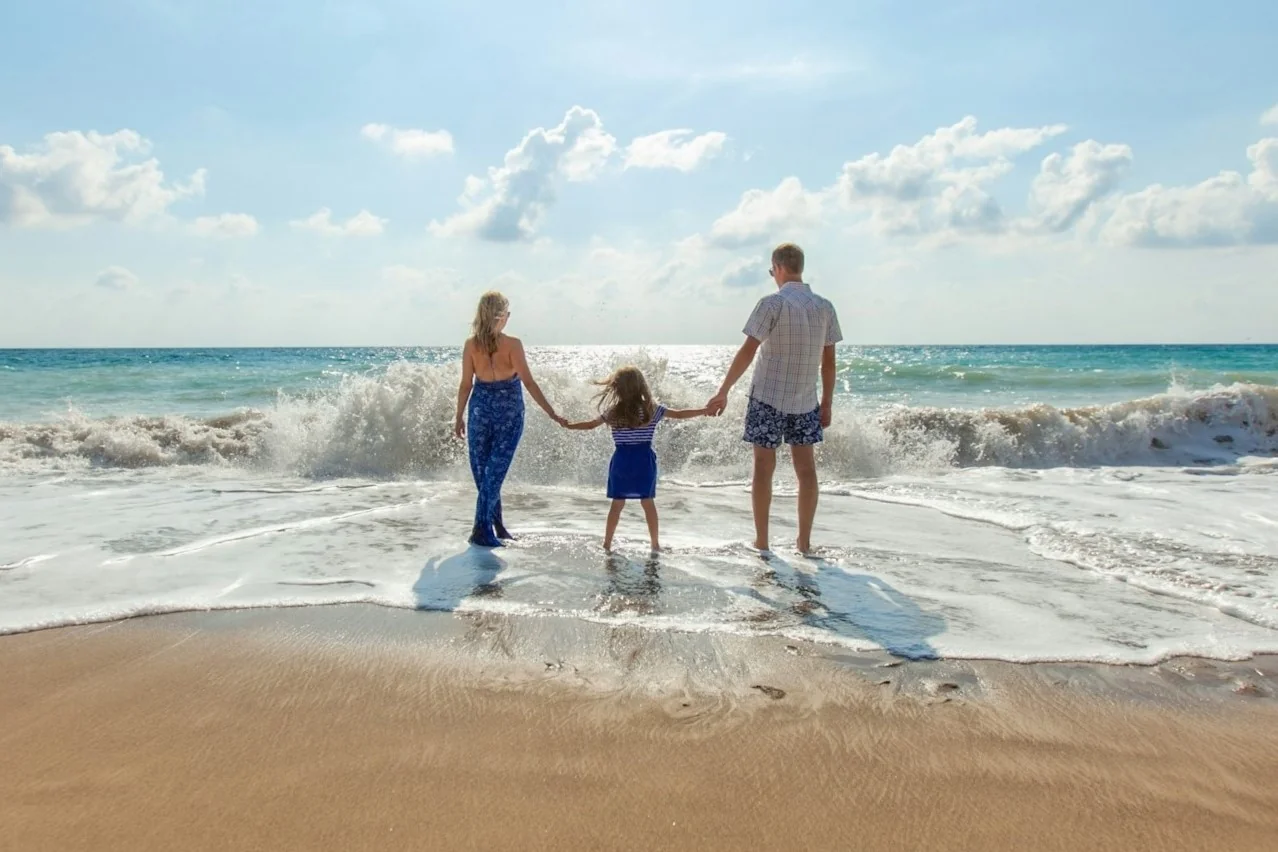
[610,405,666,447]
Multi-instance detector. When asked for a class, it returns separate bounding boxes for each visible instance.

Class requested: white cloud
[95,266,139,291]
[718,257,762,288]
[0,129,205,228]
[191,212,259,238]
[709,177,824,247]
[625,130,727,172]
[1024,140,1133,233]
[1262,104,1278,126]
[290,207,387,237]
[1102,137,1278,247]
[838,117,1066,203]
[835,116,1067,237]
[430,106,617,241]
[361,123,454,159]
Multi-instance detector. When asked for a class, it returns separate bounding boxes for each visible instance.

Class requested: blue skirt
[607,444,658,500]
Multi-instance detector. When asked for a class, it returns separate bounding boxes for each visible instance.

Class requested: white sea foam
[2,357,1276,663]
[1,461,1275,664]
[1,360,1274,479]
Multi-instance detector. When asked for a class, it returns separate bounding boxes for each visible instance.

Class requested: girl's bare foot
[603,539,613,553]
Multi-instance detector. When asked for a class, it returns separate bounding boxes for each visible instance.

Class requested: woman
[454,291,564,548]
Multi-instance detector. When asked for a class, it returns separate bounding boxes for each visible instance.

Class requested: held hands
[552,413,569,428]
[705,392,728,417]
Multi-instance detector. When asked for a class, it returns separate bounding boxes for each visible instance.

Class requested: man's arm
[820,344,836,428]
[706,336,761,416]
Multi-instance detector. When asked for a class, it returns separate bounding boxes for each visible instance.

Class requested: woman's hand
[453,415,466,440]
[552,413,569,428]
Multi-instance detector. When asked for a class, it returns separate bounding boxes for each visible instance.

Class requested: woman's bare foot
[603,538,613,553]
[753,539,771,552]
[796,539,813,555]
[650,543,662,554]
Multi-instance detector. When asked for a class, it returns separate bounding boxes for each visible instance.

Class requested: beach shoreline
[3,606,1276,851]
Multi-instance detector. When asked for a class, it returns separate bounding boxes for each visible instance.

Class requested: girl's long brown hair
[470,291,509,356]
[594,366,656,429]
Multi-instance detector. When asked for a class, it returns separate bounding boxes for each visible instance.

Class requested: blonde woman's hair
[594,366,656,429]
[470,291,509,356]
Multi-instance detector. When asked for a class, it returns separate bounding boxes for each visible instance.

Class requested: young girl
[565,366,706,552]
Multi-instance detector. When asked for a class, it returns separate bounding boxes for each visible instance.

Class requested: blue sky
[2,0,1276,346]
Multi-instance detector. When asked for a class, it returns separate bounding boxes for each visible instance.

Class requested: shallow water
[1,345,1276,662]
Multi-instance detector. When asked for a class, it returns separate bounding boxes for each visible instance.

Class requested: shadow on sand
[412,546,507,612]
[754,553,945,660]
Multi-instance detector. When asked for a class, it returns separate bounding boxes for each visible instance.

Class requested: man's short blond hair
[771,243,805,275]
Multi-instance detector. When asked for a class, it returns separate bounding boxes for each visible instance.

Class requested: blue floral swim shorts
[743,397,822,449]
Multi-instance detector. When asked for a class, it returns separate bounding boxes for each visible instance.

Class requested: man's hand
[706,392,728,417]
[820,401,832,429]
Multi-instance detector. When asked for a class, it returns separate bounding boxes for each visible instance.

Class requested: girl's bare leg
[604,500,625,551]
[640,498,660,551]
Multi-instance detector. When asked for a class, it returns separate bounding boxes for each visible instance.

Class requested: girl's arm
[565,416,605,430]
[662,407,709,420]
[511,338,565,425]
[454,340,475,439]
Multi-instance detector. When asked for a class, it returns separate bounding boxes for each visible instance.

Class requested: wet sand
[2,606,1277,851]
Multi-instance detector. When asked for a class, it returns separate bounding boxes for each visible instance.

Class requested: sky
[1,0,1277,347]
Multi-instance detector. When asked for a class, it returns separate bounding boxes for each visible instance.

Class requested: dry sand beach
[3,606,1277,852]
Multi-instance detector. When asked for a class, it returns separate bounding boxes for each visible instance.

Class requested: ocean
[2,345,1276,663]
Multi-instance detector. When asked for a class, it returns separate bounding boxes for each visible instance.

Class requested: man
[706,243,841,554]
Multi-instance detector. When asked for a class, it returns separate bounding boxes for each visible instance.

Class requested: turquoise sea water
[3,345,1275,422]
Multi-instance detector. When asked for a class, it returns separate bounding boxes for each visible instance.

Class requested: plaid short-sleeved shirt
[742,282,842,415]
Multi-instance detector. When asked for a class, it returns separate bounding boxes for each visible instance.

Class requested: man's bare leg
[791,444,819,554]
[752,446,777,551]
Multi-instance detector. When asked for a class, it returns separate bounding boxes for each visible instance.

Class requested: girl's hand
[553,414,569,428]
[453,416,466,440]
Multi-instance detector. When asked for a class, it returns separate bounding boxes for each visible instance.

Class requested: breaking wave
[1,359,1275,479]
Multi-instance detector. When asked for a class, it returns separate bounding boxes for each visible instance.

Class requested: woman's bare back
[469,334,519,382]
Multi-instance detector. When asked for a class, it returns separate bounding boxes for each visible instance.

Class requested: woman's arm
[663,407,708,420]
[511,338,565,425]
[565,416,605,430]
[454,339,475,439]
